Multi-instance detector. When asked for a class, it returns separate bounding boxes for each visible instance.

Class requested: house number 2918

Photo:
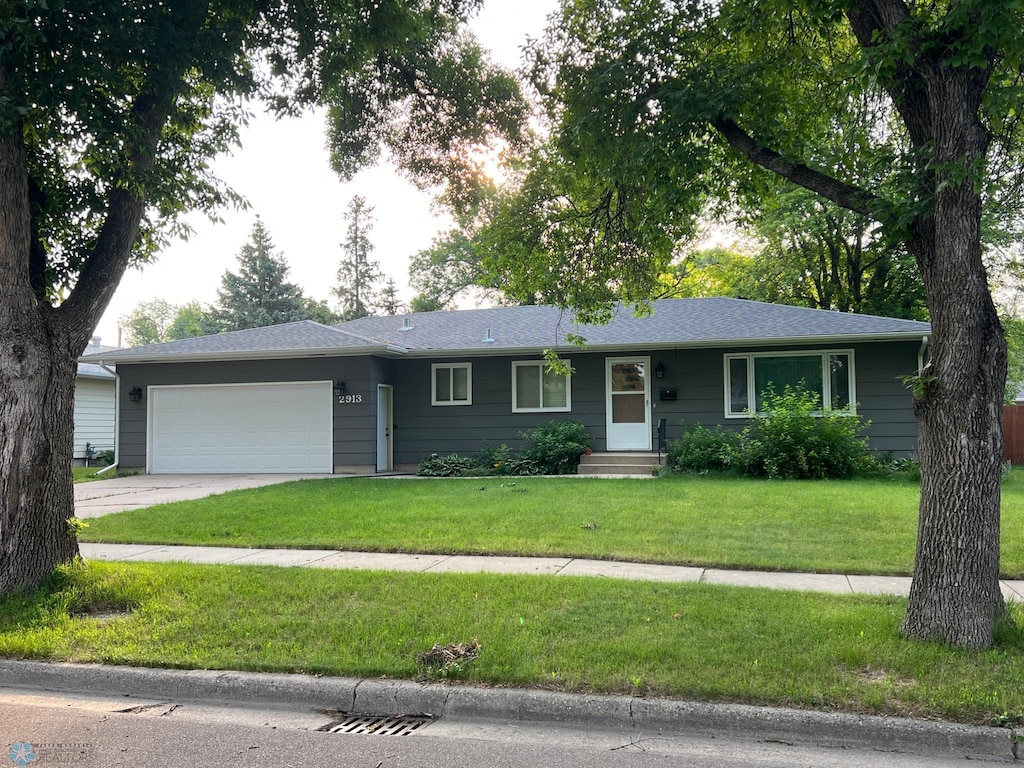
[338,394,363,404]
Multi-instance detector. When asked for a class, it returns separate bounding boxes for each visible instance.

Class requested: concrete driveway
[73,474,334,518]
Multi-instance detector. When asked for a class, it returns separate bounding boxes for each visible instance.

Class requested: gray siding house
[81,298,931,474]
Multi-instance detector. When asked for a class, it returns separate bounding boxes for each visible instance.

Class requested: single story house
[74,337,118,465]
[80,298,931,475]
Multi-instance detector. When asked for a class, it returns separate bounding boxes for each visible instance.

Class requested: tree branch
[711,116,878,217]
[58,86,176,350]
[844,0,933,148]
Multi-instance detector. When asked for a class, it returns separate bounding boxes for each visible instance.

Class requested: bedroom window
[432,363,472,406]
[512,361,571,413]
[725,350,854,417]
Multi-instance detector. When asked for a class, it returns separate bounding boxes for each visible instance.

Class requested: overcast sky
[93,0,556,346]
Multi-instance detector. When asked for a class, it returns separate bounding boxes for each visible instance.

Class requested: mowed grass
[73,467,107,483]
[1,561,1022,725]
[82,473,1024,577]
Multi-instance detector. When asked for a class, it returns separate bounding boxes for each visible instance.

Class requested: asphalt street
[1,687,1014,768]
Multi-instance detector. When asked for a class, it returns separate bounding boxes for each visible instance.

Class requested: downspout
[95,362,119,475]
[917,335,930,374]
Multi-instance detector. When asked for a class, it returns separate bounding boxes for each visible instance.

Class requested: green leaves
[4,0,524,308]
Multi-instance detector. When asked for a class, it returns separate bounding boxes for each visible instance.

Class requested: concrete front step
[578,452,666,476]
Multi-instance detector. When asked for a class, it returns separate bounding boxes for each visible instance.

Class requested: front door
[606,357,651,450]
[376,384,393,472]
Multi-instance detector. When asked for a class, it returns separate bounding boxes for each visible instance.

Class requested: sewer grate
[320,715,433,736]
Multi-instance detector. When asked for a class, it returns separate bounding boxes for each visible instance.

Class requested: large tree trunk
[901,72,1006,649]
[0,48,171,596]
[0,120,81,593]
[0,334,81,594]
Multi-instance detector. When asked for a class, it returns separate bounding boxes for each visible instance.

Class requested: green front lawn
[82,473,1024,577]
[1,561,1021,725]
[73,467,107,483]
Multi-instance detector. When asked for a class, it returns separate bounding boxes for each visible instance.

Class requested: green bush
[477,443,515,476]
[667,424,742,473]
[519,420,594,475]
[736,386,874,479]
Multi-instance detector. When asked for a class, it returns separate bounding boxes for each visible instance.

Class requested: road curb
[0,659,1015,761]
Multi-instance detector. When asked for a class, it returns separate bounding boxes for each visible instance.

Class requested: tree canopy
[210,219,312,331]
[333,195,382,321]
[478,0,1024,649]
[0,0,525,595]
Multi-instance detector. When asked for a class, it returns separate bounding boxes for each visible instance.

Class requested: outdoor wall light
[333,380,346,397]
[128,386,143,403]
[654,362,666,379]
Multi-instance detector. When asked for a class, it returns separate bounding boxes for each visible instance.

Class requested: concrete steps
[577,452,666,477]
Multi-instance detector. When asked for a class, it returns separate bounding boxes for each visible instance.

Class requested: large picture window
[724,350,854,417]
[512,361,571,413]
[432,363,472,406]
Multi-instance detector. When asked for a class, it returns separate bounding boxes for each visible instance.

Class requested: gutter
[79,343,408,366]
[95,362,119,476]
[918,335,930,373]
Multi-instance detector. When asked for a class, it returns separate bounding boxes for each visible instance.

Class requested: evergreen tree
[378,277,403,316]
[333,196,382,321]
[213,219,308,331]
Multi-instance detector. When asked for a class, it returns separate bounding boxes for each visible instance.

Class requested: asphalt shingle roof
[81,298,931,364]
[340,298,931,351]
[82,320,390,362]
[77,342,120,378]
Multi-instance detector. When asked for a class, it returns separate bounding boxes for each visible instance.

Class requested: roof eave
[84,343,408,365]
[82,330,927,364]
[391,331,930,358]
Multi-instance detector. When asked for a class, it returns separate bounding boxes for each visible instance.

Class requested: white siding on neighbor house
[73,377,115,459]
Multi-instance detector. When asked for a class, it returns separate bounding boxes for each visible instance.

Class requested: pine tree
[378,277,403,316]
[333,196,382,321]
[213,219,309,331]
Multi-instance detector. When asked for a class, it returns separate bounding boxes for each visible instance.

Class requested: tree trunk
[0,335,80,594]
[0,122,80,593]
[901,71,1006,649]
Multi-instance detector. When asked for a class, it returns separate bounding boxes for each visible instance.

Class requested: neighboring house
[74,337,118,465]
[80,298,932,475]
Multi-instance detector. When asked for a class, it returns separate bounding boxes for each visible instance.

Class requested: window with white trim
[512,361,571,413]
[432,363,472,406]
[724,350,855,417]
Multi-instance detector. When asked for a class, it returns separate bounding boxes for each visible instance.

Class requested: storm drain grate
[321,715,433,736]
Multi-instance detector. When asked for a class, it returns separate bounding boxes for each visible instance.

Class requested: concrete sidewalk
[80,542,1024,600]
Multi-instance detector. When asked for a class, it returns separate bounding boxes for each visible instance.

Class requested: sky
[93,0,556,346]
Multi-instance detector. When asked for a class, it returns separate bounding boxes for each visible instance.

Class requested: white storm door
[606,357,651,450]
[149,381,333,473]
[376,384,393,472]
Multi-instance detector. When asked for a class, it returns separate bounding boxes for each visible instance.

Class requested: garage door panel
[150,382,332,474]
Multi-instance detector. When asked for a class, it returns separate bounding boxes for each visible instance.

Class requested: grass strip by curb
[1,560,1022,726]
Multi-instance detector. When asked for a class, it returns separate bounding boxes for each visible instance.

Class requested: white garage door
[149,382,333,474]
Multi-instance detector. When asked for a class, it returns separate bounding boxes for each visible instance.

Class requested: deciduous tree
[120,299,180,347]
[0,0,523,595]
[497,0,1024,647]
